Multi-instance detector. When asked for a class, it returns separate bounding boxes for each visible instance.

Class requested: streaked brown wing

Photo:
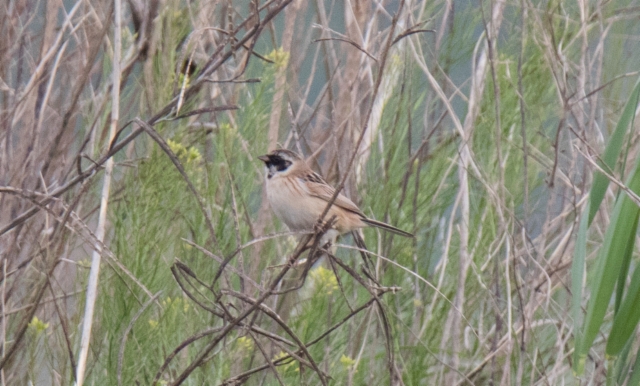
[300,173,365,216]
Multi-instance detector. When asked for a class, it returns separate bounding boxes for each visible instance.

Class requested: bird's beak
[257,155,270,163]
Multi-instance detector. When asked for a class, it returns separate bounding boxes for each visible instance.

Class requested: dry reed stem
[75,0,123,383]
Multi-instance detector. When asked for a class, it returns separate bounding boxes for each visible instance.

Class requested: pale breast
[265,175,367,235]
[266,175,319,231]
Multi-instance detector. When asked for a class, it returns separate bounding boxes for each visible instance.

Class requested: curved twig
[117,291,162,386]
[392,28,435,46]
[220,296,378,385]
[313,37,378,61]
[223,290,330,384]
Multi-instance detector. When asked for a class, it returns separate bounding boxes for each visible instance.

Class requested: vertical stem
[75,0,121,384]
[1,260,5,386]
[445,1,506,382]
[253,0,300,294]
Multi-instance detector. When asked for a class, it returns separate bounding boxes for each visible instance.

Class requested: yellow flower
[236,336,253,351]
[148,319,159,329]
[162,297,189,313]
[273,351,298,373]
[340,354,357,370]
[167,139,201,165]
[310,266,339,295]
[186,147,202,164]
[219,122,236,135]
[28,317,49,334]
[167,139,186,157]
[266,48,289,69]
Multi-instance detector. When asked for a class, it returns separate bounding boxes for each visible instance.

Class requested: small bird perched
[258,149,413,245]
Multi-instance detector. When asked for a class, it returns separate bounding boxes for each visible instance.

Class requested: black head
[258,149,302,178]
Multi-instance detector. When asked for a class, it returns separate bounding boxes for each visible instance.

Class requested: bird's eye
[267,155,291,172]
[273,157,291,171]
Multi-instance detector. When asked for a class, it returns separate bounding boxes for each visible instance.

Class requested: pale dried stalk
[1,260,5,386]
[75,0,122,384]
[329,0,372,196]
[442,0,506,382]
[252,0,301,291]
[268,1,299,148]
[350,0,382,184]
[14,1,83,105]
[356,32,399,185]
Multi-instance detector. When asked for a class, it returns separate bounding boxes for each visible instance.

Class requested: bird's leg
[312,220,324,235]
[308,215,337,250]
[313,215,337,236]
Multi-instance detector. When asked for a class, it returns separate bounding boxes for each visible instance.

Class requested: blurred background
[1,0,640,384]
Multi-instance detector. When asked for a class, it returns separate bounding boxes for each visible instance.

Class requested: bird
[258,149,413,246]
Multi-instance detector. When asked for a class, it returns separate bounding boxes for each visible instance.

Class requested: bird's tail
[362,218,414,238]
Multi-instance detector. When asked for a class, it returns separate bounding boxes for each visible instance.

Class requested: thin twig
[220,296,378,385]
[170,105,239,120]
[45,280,78,383]
[247,330,287,386]
[156,229,325,385]
[117,292,162,386]
[313,37,378,61]
[224,289,330,384]
[391,28,435,46]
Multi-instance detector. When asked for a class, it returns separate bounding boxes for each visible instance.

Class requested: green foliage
[573,78,640,378]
